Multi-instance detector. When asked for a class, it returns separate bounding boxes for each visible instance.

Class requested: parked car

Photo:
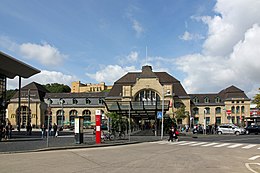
[217,124,245,135]
[245,125,260,135]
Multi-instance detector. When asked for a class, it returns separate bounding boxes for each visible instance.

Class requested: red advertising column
[95,110,101,144]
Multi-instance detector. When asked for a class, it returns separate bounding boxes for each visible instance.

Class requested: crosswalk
[150,140,260,150]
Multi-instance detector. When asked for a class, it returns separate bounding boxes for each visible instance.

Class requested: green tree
[43,83,71,93]
[106,112,127,132]
[252,88,260,108]
[175,105,188,121]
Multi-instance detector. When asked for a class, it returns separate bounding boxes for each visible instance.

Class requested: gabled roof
[0,51,40,79]
[107,66,188,98]
[190,85,250,106]
[219,85,250,101]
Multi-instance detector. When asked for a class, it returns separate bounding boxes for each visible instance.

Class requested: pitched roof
[218,85,250,101]
[107,66,188,98]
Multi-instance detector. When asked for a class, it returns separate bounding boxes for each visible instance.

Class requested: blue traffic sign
[157,112,162,119]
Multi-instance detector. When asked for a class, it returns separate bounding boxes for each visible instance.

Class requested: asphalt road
[0,130,259,153]
[0,139,259,173]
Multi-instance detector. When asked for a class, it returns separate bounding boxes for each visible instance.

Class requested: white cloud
[175,0,260,98]
[0,36,68,66]
[86,65,137,85]
[127,51,138,62]
[132,19,144,36]
[19,42,67,66]
[7,70,77,89]
[179,31,204,41]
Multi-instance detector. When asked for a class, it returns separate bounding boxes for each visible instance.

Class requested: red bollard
[95,110,101,144]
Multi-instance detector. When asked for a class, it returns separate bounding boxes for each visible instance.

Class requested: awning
[104,100,170,119]
[0,51,40,79]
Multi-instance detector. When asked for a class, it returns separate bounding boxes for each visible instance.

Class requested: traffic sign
[157,112,162,119]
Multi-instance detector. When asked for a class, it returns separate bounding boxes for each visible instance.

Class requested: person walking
[168,126,174,142]
[41,124,46,138]
[53,123,58,137]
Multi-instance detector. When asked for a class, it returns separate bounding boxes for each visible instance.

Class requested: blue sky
[1,0,260,98]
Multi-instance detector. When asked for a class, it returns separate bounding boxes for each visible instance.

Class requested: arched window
[193,97,199,104]
[83,110,91,126]
[204,97,210,103]
[236,106,240,114]
[134,89,160,104]
[204,107,210,114]
[69,110,78,126]
[56,110,65,126]
[215,107,221,114]
[241,106,245,114]
[215,97,221,103]
[231,106,235,114]
[193,107,199,115]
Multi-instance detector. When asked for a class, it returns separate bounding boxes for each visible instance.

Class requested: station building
[6,65,251,129]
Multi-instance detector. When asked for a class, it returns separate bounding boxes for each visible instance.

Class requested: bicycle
[101,131,115,141]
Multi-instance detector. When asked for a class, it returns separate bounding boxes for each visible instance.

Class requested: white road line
[190,142,208,146]
[178,141,197,146]
[168,141,187,145]
[202,142,219,147]
[249,155,260,161]
[227,143,244,148]
[242,144,257,149]
[245,163,260,173]
[214,143,231,148]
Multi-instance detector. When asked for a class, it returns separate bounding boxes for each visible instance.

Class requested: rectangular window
[206,117,210,125]
[216,117,221,125]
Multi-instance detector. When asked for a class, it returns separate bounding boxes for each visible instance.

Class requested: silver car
[217,124,245,135]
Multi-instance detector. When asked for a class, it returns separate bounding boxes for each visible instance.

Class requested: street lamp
[204,108,206,135]
[60,98,64,129]
[161,85,164,140]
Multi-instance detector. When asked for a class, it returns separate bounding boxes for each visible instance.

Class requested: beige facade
[71,81,112,93]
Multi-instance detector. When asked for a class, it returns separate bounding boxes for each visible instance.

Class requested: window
[236,106,240,114]
[72,98,78,104]
[241,106,245,113]
[204,97,210,103]
[215,97,221,103]
[215,107,221,114]
[231,106,235,113]
[99,98,104,104]
[204,107,210,114]
[193,107,199,115]
[135,89,160,102]
[85,98,91,104]
[193,97,199,104]
[206,117,210,125]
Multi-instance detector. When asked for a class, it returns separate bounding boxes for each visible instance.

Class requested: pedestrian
[41,124,46,138]
[53,123,58,137]
[168,126,174,142]
[173,127,179,142]
[5,124,9,140]
[8,123,12,139]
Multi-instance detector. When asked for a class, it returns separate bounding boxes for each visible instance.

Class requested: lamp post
[161,86,164,140]
[204,108,206,135]
[60,99,64,129]
[47,100,51,147]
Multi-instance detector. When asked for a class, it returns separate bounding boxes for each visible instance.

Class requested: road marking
[242,144,257,149]
[227,143,244,148]
[178,141,197,146]
[245,163,260,173]
[190,142,208,146]
[202,142,219,147]
[214,143,231,148]
[249,155,260,161]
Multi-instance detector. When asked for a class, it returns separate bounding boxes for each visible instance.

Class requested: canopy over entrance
[0,51,40,79]
[104,100,170,119]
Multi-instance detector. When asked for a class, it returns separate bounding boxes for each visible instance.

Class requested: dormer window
[72,98,78,104]
[204,97,210,103]
[215,97,221,103]
[193,97,199,104]
[85,98,91,104]
[99,98,104,104]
